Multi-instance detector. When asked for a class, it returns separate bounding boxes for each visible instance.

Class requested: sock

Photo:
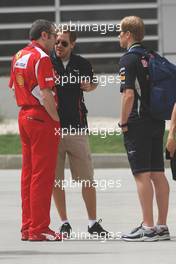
[88,220,96,228]
[61,220,69,225]
[142,224,155,230]
[156,224,167,230]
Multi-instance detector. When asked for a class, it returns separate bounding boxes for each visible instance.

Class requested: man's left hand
[122,126,128,133]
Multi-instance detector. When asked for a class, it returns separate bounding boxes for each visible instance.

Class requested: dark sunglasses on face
[55,40,69,47]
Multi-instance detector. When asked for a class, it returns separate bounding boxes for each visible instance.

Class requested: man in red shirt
[9,19,62,241]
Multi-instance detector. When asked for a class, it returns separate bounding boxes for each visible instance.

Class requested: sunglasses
[55,40,69,47]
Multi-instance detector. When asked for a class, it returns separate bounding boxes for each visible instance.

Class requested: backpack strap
[127,48,153,117]
[127,48,147,101]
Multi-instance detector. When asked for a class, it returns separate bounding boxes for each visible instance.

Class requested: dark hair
[57,25,77,43]
[29,19,55,40]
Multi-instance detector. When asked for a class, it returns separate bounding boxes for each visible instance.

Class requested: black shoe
[60,222,72,238]
[88,219,109,238]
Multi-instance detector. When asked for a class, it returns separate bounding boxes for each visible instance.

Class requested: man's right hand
[41,88,60,122]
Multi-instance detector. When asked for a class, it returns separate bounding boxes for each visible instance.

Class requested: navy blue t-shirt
[119,43,151,123]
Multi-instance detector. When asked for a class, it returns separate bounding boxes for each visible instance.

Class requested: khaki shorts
[55,134,94,183]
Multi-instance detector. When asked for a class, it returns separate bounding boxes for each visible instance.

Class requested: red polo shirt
[9,41,57,107]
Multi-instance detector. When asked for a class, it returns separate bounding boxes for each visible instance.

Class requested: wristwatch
[118,122,128,128]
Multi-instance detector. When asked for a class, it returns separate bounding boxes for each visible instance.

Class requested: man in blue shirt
[118,16,170,242]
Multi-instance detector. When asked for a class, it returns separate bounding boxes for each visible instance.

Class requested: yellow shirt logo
[15,51,22,60]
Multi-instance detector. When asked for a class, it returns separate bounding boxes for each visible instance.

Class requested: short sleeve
[37,56,55,89]
[119,54,137,93]
[80,59,94,82]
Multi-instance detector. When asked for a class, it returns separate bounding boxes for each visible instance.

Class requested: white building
[0,0,175,118]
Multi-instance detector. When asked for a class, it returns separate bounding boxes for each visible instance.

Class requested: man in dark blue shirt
[51,26,109,238]
[118,16,170,242]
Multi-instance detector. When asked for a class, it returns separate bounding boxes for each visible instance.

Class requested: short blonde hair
[120,16,144,42]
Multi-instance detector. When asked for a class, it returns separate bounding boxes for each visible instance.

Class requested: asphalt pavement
[0,169,176,264]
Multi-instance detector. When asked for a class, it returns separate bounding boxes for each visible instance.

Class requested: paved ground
[0,169,176,264]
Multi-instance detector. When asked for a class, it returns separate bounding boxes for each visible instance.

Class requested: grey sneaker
[156,226,170,241]
[121,224,159,242]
